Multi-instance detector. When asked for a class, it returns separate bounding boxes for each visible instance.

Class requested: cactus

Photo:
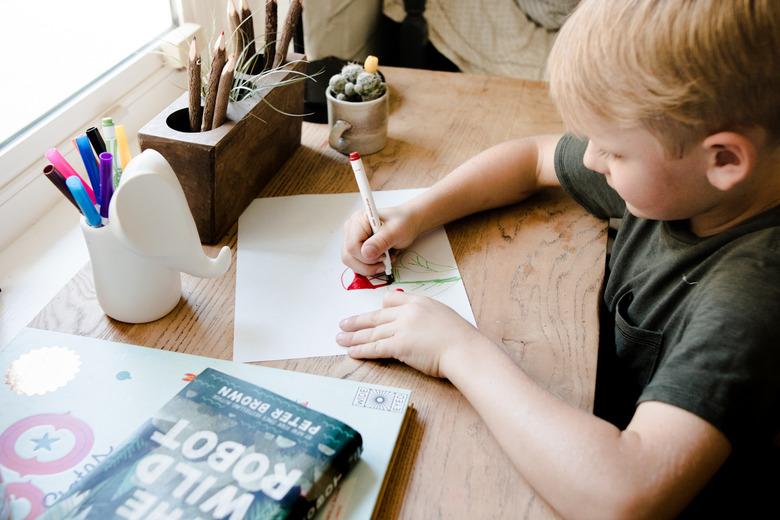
[341,63,364,83]
[328,55,386,102]
[328,74,346,93]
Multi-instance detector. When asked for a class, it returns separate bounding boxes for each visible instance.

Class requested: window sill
[0,62,187,347]
[0,199,86,347]
[0,58,187,251]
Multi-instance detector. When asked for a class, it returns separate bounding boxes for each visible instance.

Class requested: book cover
[0,329,410,519]
[41,368,363,519]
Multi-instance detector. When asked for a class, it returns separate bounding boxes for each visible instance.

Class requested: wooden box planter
[138,54,305,244]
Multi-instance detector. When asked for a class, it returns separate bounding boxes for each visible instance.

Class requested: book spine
[291,432,364,519]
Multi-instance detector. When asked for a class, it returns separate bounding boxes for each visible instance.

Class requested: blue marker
[65,176,102,227]
[76,134,100,197]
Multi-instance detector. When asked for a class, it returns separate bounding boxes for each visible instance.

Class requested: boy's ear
[702,132,757,191]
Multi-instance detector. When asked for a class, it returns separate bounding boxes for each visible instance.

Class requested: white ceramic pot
[326,88,389,155]
[80,219,181,323]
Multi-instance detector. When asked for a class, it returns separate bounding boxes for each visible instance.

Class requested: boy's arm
[406,134,562,233]
[443,339,731,519]
[343,135,562,275]
[339,293,730,518]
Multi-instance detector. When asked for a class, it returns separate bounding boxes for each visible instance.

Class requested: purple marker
[99,152,114,219]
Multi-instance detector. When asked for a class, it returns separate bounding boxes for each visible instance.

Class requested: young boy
[337,0,780,517]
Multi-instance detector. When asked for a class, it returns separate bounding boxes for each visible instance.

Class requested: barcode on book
[352,387,407,412]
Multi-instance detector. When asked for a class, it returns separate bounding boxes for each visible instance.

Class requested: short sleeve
[554,134,626,219]
[639,262,780,444]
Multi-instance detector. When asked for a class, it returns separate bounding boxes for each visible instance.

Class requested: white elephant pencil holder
[82,149,231,324]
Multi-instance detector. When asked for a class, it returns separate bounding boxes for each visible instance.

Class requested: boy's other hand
[341,204,421,276]
[336,290,490,378]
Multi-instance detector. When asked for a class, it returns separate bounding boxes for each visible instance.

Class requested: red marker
[348,152,393,283]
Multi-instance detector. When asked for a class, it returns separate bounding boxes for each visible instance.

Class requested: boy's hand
[341,204,422,276]
[336,290,490,378]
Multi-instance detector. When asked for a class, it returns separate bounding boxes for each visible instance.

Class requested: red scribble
[347,273,392,290]
[182,373,197,382]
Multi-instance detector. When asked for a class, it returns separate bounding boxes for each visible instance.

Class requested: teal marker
[101,117,123,188]
[65,176,102,227]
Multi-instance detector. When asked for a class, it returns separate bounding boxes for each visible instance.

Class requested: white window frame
[0,6,184,250]
[0,53,163,189]
[0,1,295,250]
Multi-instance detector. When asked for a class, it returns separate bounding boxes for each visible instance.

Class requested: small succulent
[329,55,386,102]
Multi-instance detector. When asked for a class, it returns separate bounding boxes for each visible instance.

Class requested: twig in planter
[213,54,237,128]
[187,37,202,131]
[240,0,257,64]
[202,32,226,131]
[273,0,301,68]
[227,0,243,54]
[264,0,277,72]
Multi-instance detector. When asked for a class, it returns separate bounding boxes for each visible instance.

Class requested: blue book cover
[40,368,363,520]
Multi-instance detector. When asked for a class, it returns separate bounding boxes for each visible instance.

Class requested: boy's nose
[583,142,609,176]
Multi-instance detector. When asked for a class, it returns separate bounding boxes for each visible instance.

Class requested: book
[41,368,363,519]
[0,328,412,519]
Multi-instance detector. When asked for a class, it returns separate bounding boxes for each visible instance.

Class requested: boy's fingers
[382,289,409,307]
[340,250,386,276]
[362,232,393,262]
[343,212,375,261]
[346,339,392,360]
[336,324,393,347]
[343,239,364,261]
[339,307,398,332]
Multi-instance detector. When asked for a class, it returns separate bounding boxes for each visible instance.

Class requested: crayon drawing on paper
[235,189,476,362]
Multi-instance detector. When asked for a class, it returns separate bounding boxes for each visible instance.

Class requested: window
[0,1,182,250]
[0,1,175,148]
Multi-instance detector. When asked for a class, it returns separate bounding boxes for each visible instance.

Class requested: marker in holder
[79,149,231,323]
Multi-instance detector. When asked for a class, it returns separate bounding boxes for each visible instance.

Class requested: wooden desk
[31,67,607,519]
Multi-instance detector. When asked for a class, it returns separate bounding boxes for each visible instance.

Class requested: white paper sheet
[234,189,476,362]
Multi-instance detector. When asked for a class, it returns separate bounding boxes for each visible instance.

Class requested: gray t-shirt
[554,133,780,517]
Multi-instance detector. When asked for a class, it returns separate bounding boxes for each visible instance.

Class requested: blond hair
[548,0,780,155]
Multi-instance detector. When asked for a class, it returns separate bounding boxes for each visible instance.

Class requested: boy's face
[581,121,718,221]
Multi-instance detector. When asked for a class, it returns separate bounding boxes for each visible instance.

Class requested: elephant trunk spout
[179,245,231,278]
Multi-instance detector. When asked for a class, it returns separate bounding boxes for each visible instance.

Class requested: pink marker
[45,148,97,204]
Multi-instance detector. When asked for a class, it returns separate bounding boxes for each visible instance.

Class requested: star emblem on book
[31,432,59,451]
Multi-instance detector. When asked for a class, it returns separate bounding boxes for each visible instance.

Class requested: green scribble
[391,250,461,287]
[394,275,461,285]
[396,250,456,273]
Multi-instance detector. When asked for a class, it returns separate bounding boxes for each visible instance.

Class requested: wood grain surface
[31,67,607,519]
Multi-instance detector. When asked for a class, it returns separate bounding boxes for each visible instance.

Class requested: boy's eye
[597,149,622,160]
